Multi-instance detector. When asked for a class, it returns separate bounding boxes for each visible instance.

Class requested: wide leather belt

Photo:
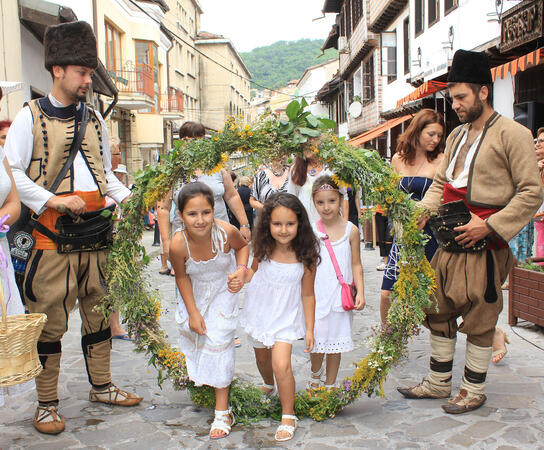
[34,204,115,254]
[428,200,488,253]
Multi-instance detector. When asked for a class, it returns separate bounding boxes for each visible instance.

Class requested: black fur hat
[447,49,492,85]
[44,21,98,72]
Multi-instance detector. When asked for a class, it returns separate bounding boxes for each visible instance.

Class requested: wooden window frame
[135,40,160,113]
[415,0,424,37]
[105,20,122,72]
[427,0,440,28]
[445,0,458,16]
[403,18,410,75]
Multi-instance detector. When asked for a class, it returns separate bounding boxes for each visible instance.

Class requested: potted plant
[509,257,544,327]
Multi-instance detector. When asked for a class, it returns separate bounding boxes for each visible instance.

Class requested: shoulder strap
[316,220,346,284]
[181,230,192,258]
[48,104,89,195]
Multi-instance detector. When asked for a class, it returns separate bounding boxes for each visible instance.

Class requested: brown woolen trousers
[24,249,112,403]
[424,247,513,348]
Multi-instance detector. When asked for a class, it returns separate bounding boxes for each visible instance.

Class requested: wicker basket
[0,278,47,387]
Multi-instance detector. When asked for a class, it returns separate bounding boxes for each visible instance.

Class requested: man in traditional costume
[397,50,542,413]
[4,21,142,434]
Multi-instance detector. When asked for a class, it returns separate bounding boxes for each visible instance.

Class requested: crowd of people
[1,20,543,444]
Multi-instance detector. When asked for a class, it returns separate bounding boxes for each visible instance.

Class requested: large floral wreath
[99,100,435,423]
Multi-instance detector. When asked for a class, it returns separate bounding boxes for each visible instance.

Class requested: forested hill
[241,39,338,91]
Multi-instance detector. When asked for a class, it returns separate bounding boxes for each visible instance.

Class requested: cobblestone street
[2,230,544,449]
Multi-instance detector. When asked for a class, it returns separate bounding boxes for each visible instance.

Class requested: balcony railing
[160,88,184,113]
[107,61,154,99]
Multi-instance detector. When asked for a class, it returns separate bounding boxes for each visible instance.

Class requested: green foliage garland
[101,100,435,422]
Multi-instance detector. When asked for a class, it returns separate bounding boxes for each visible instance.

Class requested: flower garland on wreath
[99,99,436,423]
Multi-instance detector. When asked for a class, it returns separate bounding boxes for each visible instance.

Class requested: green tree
[241,39,338,92]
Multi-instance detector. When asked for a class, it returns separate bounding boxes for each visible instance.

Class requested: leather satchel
[427,200,488,253]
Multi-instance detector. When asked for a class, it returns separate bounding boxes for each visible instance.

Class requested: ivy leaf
[306,114,319,128]
[286,101,300,121]
[298,127,321,137]
[300,97,308,109]
[318,118,337,129]
[279,122,295,135]
[142,254,150,265]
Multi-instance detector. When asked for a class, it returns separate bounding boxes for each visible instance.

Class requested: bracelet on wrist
[240,224,250,228]
[237,264,248,273]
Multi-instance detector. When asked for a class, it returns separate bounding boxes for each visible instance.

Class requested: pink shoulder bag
[317,220,356,311]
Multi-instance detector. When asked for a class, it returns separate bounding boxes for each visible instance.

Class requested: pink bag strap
[317,220,346,285]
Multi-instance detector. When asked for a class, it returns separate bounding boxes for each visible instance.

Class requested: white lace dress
[0,147,35,406]
[312,221,354,354]
[175,226,238,388]
[241,259,306,347]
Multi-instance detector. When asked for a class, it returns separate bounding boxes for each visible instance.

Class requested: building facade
[296,58,339,117]
[195,32,251,132]
[319,0,543,157]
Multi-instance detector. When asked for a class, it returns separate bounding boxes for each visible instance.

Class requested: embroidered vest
[26,97,107,196]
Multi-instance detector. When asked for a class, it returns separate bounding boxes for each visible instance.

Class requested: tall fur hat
[44,21,98,72]
[447,49,492,85]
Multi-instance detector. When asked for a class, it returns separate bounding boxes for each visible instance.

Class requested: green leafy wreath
[100,99,435,423]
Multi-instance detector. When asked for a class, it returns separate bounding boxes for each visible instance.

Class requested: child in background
[308,175,365,390]
[241,192,319,442]
[169,182,249,440]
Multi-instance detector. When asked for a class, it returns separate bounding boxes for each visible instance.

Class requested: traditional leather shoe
[441,389,486,414]
[33,404,66,435]
[89,384,143,406]
[397,378,451,399]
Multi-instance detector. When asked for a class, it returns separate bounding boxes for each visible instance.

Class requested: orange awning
[491,48,544,81]
[348,114,413,147]
[396,81,447,108]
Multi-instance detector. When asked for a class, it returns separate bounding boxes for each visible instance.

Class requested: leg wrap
[427,335,456,388]
[461,341,492,395]
[81,327,112,388]
[36,341,62,403]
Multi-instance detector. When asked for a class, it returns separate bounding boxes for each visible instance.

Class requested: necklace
[269,166,286,177]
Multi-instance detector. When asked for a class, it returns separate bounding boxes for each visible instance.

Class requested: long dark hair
[177,182,214,213]
[396,109,445,164]
[291,156,309,186]
[253,192,320,269]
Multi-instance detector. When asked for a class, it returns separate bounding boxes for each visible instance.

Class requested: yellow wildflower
[244,124,250,131]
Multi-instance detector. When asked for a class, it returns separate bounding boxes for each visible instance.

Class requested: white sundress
[0,147,35,406]
[241,259,306,347]
[175,226,238,388]
[312,221,355,354]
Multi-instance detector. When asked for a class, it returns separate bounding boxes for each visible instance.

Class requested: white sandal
[275,414,298,442]
[306,366,324,390]
[209,408,235,440]
[262,383,277,397]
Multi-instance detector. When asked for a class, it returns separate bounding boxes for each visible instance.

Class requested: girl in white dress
[0,145,35,407]
[169,182,249,440]
[242,192,319,442]
[308,175,366,390]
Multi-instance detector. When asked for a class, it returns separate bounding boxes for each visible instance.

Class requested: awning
[491,48,544,81]
[396,81,447,108]
[348,114,413,147]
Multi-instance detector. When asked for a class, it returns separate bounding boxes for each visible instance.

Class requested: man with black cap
[397,50,542,413]
[4,21,142,434]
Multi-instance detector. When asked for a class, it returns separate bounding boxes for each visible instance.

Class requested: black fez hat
[447,49,492,85]
[44,21,98,72]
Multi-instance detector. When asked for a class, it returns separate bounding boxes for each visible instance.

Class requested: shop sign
[500,0,543,53]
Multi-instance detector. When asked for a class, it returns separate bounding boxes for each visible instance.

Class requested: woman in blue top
[380,109,445,324]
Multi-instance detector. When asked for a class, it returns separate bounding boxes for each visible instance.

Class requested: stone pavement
[2,230,544,449]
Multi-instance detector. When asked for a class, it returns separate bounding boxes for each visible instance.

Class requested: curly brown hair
[396,109,445,165]
[253,192,320,269]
